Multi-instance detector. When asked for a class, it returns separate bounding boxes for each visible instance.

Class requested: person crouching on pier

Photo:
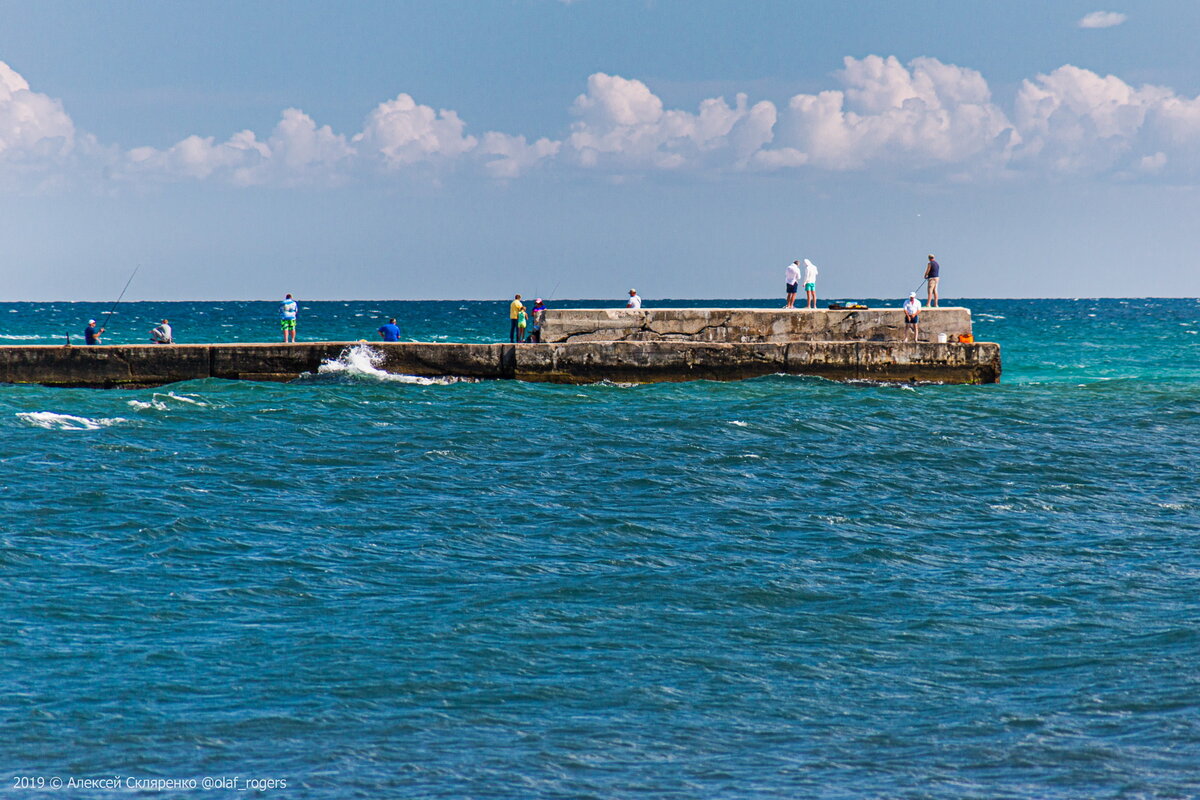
[150,319,173,344]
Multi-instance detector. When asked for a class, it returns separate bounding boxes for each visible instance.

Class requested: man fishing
[924,254,940,308]
[84,319,104,345]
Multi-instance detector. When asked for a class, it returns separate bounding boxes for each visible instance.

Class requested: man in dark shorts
[903,292,921,341]
[784,260,801,308]
[924,254,940,307]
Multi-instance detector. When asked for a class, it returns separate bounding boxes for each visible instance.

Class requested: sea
[1,298,1197,799]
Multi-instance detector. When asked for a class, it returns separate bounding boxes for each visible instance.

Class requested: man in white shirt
[903,292,921,341]
[149,319,173,344]
[784,261,801,308]
[803,259,819,309]
[626,289,642,309]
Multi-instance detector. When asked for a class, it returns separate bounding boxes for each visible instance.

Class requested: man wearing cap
[529,298,547,343]
[924,254,940,308]
[903,292,922,342]
[626,289,642,309]
[84,319,104,345]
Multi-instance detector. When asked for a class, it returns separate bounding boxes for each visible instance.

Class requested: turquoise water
[2,299,1199,798]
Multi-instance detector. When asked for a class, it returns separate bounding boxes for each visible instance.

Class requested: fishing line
[101,265,141,331]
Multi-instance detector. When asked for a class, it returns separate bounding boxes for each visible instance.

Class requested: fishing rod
[100,265,140,331]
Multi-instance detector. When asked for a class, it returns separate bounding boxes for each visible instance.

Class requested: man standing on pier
[280,294,298,343]
[784,260,801,308]
[803,259,819,309]
[509,294,525,342]
[378,318,402,342]
[924,254,940,307]
[626,289,642,309]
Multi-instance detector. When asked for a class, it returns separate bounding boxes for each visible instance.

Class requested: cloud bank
[4,53,1200,187]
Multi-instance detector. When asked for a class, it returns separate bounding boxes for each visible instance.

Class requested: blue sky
[1,0,1198,300]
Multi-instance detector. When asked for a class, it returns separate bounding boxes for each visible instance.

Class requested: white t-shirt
[804,260,818,284]
[626,294,642,309]
[785,263,802,285]
[904,297,921,316]
[280,299,298,320]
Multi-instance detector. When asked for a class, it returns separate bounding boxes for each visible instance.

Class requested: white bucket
[937,333,948,343]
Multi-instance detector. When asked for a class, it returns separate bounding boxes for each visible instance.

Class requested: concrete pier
[0,340,1000,388]
[540,307,973,344]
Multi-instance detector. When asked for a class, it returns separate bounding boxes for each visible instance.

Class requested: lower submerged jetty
[0,309,999,388]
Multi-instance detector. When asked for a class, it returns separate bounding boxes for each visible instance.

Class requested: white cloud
[0,61,76,163]
[1078,11,1128,29]
[479,132,560,178]
[354,93,476,168]
[566,72,776,170]
[761,56,1017,171]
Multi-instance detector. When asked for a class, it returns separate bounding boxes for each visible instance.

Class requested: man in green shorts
[280,293,298,342]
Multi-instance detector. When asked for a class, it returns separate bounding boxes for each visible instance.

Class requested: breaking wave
[314,344,472,385]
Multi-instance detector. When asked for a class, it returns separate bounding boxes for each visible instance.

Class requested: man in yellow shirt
[509,294,525,342]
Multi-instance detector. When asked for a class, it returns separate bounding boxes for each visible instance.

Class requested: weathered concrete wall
[540,307,972,344]
[0,340,1000,387]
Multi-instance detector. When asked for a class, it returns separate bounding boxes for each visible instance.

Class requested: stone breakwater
[0,340,1000,387]
[540,307,973,344]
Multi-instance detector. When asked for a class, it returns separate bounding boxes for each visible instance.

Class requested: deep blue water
[1,298,1198,799]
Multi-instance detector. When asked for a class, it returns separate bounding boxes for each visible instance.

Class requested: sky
[1,0,1200,300]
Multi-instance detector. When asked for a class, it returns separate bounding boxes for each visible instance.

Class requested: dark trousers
[510,318,519,342]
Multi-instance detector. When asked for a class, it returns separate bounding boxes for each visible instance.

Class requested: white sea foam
[17,412,128,430]
[0,334,44,340]
[316,344,469,385]
[728,420,749,427]
[127,399,167,411]
[127,391,210,412]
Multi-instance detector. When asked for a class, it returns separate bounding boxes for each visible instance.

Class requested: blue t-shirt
[927,260,940,278]
[84,325,99,345]
[378,323,402,342]
[280,299,298,320]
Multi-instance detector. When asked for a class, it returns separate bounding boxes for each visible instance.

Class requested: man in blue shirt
[378,318,402,342]
[924,254,941,308]
[84,319,104,345]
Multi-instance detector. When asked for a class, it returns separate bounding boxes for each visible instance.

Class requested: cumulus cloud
[762,55,1017,172]
[0,61,76,163]
[566,72,776,170]
[354,93,476,168]
[1078,11,1127,29]
[12,54,1200,187]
